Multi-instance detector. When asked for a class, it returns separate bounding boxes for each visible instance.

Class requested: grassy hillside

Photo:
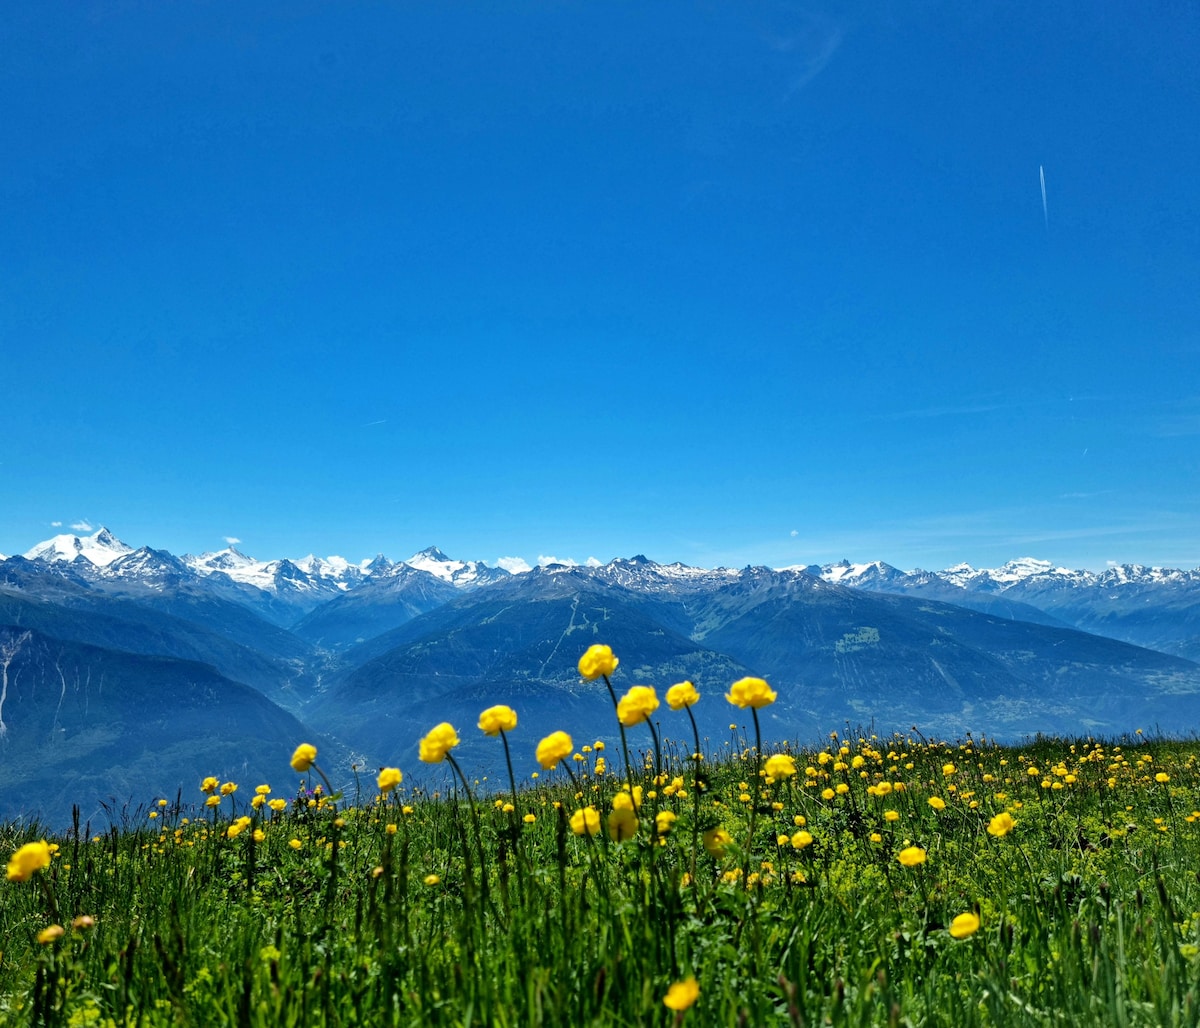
[2,646,1199,1025]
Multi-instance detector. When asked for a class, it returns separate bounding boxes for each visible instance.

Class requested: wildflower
[255,784,271,795]
[250,796,265,810]
[377,767,403,793]
[37,925,65,944]
[656,810,677,835]
[928,796,946,811]
[523,813,537,824]
[764,754,798,780]
[898,846,927,867]
[288,839,303,850]
[663,976,700,1011]
[419,723,460,763]
[616,685,660,727]
[791,830,814,850]
[949,912,981,939]
[253,830,265,843]
[666,681,701,709]
[535,731,574,769]
[987,812,1016,837]
[1156,772,1170,783]
[220,782,238,796]
[612,788,643,811]
[424,874,441,886]
[71,915,95,930]
[7,841,52,883]
[268,798,287,813]
[608,807,638,842]
[478,704,518,735]
[570,807,601,836]
[157,798,169,807]
[291,744,318,772]
[725,676,777,709]
[205,796,221,808]
[200,776,220,794]
[702,827,733,857]
[386,823,397,834]
[578,644,619,680]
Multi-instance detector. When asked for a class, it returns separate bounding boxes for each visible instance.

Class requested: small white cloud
[585,556,602,567]
[537,554,578,567]
[71,520,93,532]
[50,521,62,528]
[224,536,241,546]
[790,529,799,537]
[496,556,532,574]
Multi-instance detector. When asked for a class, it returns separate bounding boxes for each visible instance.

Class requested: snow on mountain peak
[24,526,133,567]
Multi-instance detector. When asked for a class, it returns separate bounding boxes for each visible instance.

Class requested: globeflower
[764,754,798,780]
[949,911,981,939]
[607,806,638,842]
[419,723,460,764]
[535,731,574,770]
[666,681,700,709]
[987,812,1016,837]
[569,806,601,836]
[477,704,518,736]
[578,644,619,681]
[702,826,733,858]
[663,976,700,1012]
[6,840,52,883]
[725,676,776,709]
[377,767,403,793]
[616,685,659,727]
[200,776,220,794]
[291,744,318,773]
[897,846,927,867]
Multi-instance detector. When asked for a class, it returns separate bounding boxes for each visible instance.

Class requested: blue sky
[3,2,1198,572]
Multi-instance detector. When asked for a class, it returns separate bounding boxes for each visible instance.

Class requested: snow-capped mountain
[24,527,133,567]
[403,546,511,587]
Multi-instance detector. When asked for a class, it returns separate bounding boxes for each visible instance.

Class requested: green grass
[3,699,1200,1025]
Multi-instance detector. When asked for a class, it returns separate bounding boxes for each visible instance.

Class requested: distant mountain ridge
[4,527,1200,826]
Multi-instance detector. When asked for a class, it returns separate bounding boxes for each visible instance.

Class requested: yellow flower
[897,846,927,867]
[37,924,65,944]
[377,767,403,793]
[220,782,238,796]
[725,676,776,709]
[928,796,946,811]
[253,830,265,843]
[291,744,318,772]
[255,784,271,795]
[666,681,700,710]
[424,874,441,886]
[535,731,574,770]
[663,976,700,1011]
[578,644,619,680]
[949,911,981,939]
[884,810,900,822]
[791,830,814,850]
[200,776,220,794]
[1156,772,1170,783]
[607,807,639,842]
[6,841,52,883]
[702,827,733,857]
[205,796,221,808]
[71,915,95,931]
[569,806,601,836]
[764,754,798,780]
[616,685,660,727]
[419,723,460,763]
[478,705,518,735]
[250,795,265,810]
[523,813,537,824]
[288,839,303,850]
[268,798,287,813]
[987,812,1016,837]
[655,810,677,835]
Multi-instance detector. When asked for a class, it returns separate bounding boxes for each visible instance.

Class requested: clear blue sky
[3,3,1198,572]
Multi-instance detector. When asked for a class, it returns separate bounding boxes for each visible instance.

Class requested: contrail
[1039,165,1048,229]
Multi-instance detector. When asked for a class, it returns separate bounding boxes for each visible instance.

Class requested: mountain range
[3,528,1199,826]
